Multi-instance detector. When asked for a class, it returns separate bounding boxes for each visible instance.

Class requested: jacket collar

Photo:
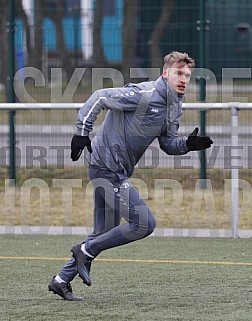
[154,76,184,104]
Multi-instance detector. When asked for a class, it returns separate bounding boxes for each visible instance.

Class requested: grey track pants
[59,166,156,283]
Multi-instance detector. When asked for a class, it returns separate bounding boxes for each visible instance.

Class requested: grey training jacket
[76,76,189,177]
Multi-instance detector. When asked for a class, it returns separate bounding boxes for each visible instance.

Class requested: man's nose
[180,77,186,84]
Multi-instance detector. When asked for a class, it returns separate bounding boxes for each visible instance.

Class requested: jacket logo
[151,108,158,113]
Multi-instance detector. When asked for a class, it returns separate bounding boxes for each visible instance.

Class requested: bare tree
[93,0,107,67]
[122,0,138,83]
[0,0,27,99]
[16,0,31,57]
[0,0,40,98]
[39,0,77,81]
[29,0,44,71]
[0,0,8,94]
[93,0,138,79]
[148,0,175,68]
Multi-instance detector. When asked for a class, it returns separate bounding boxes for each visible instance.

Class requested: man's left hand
[186,127,213,151]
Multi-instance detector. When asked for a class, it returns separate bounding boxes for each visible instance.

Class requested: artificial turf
[1,235,252,321]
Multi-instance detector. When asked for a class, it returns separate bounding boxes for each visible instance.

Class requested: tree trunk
[30,0,43,71]
[0,1,8,96]
[148,0,175,68]
[55,0,76,81]
[122,0,138,84]
[16,0,31,54]
[93,0,107,67]
[39,0,75,81]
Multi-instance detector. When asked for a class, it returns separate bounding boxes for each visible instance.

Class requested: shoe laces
[66,283,73,293]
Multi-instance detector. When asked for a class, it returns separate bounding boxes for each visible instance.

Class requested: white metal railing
[0,102,251,109]
[1,102,252,238]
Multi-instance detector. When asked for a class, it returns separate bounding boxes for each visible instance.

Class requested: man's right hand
[71,134,92,161]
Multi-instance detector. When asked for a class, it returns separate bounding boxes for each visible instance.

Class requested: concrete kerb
[1,225,252,238]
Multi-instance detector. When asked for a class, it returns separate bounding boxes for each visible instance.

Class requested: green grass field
[1,234,252,321]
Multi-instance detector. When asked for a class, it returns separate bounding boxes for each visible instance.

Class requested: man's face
[162,62,192,95]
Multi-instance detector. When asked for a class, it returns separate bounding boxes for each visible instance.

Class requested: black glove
[71,134,92,161]
[186,127,213,151]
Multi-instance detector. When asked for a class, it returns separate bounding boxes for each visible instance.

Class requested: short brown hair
[163,51,195,70]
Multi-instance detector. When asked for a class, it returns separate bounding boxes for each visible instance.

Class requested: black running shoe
[71,243,92,286]
[48,276,82,301]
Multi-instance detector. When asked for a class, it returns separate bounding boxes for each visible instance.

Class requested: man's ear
[162,68,168,80]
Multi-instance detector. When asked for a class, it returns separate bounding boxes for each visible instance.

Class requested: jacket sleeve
[158,132,189,155]
[158,99,189,155]
[76,87,143,136]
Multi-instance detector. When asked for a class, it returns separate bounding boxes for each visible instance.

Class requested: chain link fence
[1,1,252,235]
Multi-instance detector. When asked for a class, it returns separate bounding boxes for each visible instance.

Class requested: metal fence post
[230,103,239,238]
[198,0,209,189]
[7,0,16,185]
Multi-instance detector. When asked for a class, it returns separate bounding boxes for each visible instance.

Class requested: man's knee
[146,214,156,236]
[129,210,156,237]
[149,215,156,232]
